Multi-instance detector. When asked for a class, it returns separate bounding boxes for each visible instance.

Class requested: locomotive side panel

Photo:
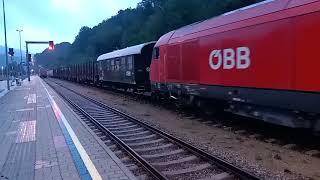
[198,18,294,90]
[294,11,320,92]
[159,46,167,83]
[150,47,160,83]
[165,44,181,82]
[151,31,175,84]
[181,39,200,84]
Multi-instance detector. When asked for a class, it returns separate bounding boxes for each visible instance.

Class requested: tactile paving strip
[16,120,36,143]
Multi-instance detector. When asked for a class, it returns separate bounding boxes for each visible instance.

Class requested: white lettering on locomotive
[209,47,250,70]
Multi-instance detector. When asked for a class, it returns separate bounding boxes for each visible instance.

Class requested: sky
[0,0,140,54]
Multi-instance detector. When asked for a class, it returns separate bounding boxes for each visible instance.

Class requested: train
[51,0,320,133]
[39,68,48,78]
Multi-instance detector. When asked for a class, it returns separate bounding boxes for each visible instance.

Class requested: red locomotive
[39,67,48,78]
[150,0,320,132]
[52,0,320,132]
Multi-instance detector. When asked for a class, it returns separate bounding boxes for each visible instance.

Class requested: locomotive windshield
[152,47,160,60]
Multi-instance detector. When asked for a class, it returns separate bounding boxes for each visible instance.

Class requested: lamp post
[16,29,23,76]
[2,0,9,90]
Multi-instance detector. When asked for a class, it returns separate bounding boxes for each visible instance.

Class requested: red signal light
[48,41,54,51]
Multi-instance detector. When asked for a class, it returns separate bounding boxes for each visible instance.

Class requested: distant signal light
[8,48,14,56]
[48,41,54,50]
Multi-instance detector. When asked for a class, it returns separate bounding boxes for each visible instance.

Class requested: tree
[36,0,264,68]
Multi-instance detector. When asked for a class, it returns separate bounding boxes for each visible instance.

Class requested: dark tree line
[35,0,263,68]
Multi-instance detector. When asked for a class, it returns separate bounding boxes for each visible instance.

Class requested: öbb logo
[209,47,251,70]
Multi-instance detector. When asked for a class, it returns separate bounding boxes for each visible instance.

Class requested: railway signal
[25,40,55,81]
[48,41,54,50]
[28,54,32,62]
[8,48,14,56]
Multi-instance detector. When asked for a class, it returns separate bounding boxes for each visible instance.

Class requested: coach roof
[97,41,156,61]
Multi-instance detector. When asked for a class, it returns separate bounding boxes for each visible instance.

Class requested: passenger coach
[97,42,155,91]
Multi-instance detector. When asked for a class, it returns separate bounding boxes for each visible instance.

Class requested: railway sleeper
[152,155,197,166]
[106,124,139,131]
[85,108,106,112]
[92,128,101,133]
[119,156,132,163]
[112,127,145,134]
[108,144,117,150]
[88,124,96,128]
[141,149,185,159]
[135,174,148,180]
[95,131,104,136]
[115,130,150,138]
[127,164,140,171]
[134,143,174,153]
[104,141,115,147]
[199,172,234,180]
[102,138,111,143]
[94,116,122,120]
[101,120,131,125]
[162,163,211,176]
[104,122,134,128]
[121,134,157,142]
[126,138,164,147]
[113,151,127,159]
[91,112,119,116]
[100,119,130,125]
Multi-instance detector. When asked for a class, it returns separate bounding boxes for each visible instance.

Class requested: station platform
[0,79,18,98]
[0,76,136,180]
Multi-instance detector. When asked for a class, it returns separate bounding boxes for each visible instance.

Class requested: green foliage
[36,0,263,68]
[34,42,71,68]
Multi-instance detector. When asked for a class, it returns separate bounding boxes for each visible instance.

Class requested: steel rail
[47,79,261,180]
[46,80,168,180]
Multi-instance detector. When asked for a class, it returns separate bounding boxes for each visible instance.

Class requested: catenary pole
[2,0,9,90]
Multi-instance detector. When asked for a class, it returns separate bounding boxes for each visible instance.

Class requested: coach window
[102,61,105,70]
[115,59,120,72]
[121,57,126,71]
[127,56,133,70]
[103,61,108,71]
[152,47,159,60]
[99,61,102,71]
[111,59,115,71]
[105,61,109,71]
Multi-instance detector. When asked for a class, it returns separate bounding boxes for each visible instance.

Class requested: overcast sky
[0,0,140,53]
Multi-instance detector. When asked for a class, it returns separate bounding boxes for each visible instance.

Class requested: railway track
[45,79,260,180]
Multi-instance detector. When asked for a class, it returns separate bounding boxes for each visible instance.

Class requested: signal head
[48,41,54,50]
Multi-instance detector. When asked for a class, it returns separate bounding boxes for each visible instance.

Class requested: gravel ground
[50,79,320,180]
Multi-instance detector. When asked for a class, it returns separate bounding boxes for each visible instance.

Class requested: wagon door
[158,46,166,83]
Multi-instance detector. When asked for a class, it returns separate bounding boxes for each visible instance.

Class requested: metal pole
[2,0,9,90]
[26,42,30,81]
[18,31,23,64]
[10,55,13,85]
[17,29,23,76]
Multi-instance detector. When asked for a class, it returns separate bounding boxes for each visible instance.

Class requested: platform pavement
[0,79,18,98]
[0,76,136,180]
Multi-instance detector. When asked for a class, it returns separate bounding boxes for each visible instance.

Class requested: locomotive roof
[155,0,316,47]
[97,41,156,61]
